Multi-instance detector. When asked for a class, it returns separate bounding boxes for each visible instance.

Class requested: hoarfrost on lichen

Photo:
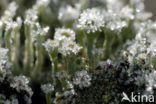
[54,28,76,41]
[1,2,18,23]
[123,21,156,67]
[145,71,156,94]
[41,83,54,94]
[43,28,82,56]
[63,81,76,97]
[58,39,82,56]
[0,48,8,82]
[31,22,49,42]
[77,8,105,33]
[10,76,33,97]
[5,17,22,31]
[24,9,38,25]
[73,70,91,88]
[43,39,59,52]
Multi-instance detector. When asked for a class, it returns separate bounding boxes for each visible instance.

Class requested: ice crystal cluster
[1,0,156,103]
[41,83,54,94]
[0,48,8,82]
[0,48,32,104]
[43,28,82,56]
[73,70,91,88]
[77,8,105,33]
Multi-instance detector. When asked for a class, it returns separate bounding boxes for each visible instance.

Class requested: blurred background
[145,0,156,20]
[0,0,156,20]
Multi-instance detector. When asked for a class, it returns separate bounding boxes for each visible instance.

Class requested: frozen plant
[10,75,33,97]
[145,71,156,94]
[0,48,8,82]
[43,39,59,53]
[41,83,54,94]
[54,28,76,41]
[123,20,156,68]
[58,39,82,56]
[73,70,91,88]
[0,2,18,24]
[77,8,105,33]
[41,83,54,104]
[0,48,33,104]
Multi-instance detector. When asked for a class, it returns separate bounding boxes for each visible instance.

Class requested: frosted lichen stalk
[0,0,156,103]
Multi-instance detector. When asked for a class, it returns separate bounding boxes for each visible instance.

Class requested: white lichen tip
[1,2,18,22]
[77,8,105,33]
[43,39,59,52]
[54,28,76,41]
[41,83,54,94]
[24,9,38,25]
[10,75,33,97]
[58,39,82,56]
[73,70,91,88]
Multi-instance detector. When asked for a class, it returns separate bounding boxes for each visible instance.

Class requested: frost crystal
[0,48,8,82]
[24,9,38,25]
[41,83,54,94]
[73,70,91,88]
[43,39,59,52]
[43,28,82,56]
[104,6,133,31]
[123,21,156,68]
[77,8,105,33]
[1,2,18,23]
[145,71,156,94]
[31,22,49,42]
[10,76,33,97]
[54,28,76,41]
[58,39,82,56]
[5,17,22,31]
